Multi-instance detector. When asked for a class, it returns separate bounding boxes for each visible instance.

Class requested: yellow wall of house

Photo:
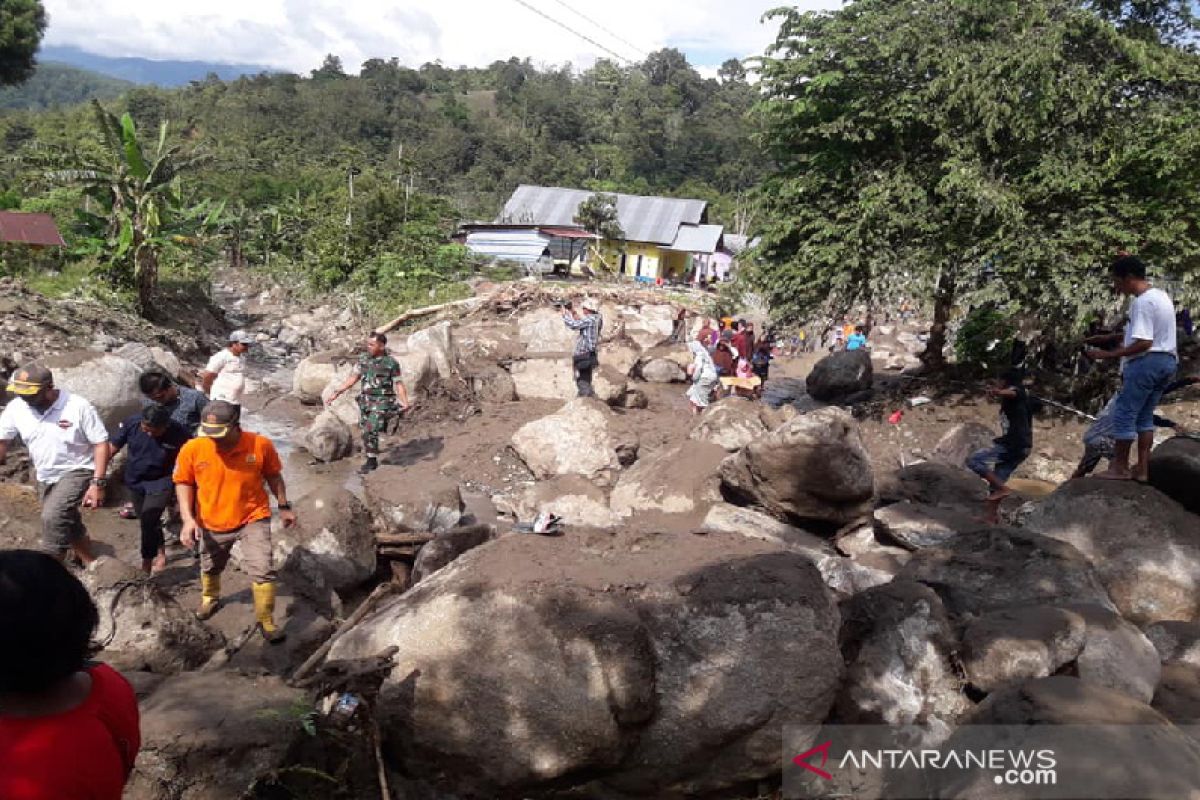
[663,250,689,278]
[598,240,669,279]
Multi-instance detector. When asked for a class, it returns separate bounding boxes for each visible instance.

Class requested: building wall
[599,240,664,279]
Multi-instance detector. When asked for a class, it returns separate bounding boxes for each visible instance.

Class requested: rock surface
[1148,436,1200,514]
[511,398,627,483]
[329,529,843,797]
[876,462,986,513]
[931,422,996,468]
[805,349,873,402]
[639,357,687,383]
[688,398,768,451]
[1063,603,1162,704]
[302,410,353,463]
[411,524,497,583]
[719,407,875,526]
[873,501,984,550]
[83,557,222,674]
[47,351,144,429]
[407,321,457,379]
[1021,479,1200,623]
[836,581,971,745]
[292,349,345,404]
[1145,620,1200,669]
[961,606,1086,693]
[273,484,376,593]
[501,475,622,529]
[609,440,725,517]
[364,467,464,533]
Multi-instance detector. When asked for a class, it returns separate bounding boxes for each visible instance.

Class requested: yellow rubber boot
[197,574,221,620]
[252,582,286,644]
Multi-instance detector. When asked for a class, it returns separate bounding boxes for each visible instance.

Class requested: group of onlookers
[687,317,774,412]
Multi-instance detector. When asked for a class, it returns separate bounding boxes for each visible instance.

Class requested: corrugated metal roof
[499,185,706,246]
[667,224,724,255]
[0,212,66,246]
[465,229,552,265]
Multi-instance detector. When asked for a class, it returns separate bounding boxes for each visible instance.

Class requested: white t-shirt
[205,348,247,404]
[0,390,109,484]
[1124,287,1177,358]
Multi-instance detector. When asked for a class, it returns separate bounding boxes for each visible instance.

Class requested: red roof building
[0,211,66,247]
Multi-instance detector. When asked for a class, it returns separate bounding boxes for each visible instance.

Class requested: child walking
[966,369,1041,522]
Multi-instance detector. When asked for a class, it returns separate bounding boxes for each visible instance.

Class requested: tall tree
[752,0,1200,368]
[0,0,47,87]
[575,192,623,274]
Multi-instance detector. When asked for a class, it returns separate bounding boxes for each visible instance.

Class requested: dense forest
[0,48,759,313]
[0,62,132,110]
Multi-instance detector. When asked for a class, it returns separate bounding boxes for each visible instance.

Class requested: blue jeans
[1112,353,1176,441]
[967,443,1029,483]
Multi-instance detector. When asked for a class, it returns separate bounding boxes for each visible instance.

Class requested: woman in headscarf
[686,340,720,414]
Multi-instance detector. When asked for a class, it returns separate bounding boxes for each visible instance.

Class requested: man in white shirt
[202,330,254,407]
[1085,255,1178,482]
[0,364,111,563]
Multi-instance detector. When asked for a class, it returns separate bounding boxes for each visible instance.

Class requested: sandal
[118,503,137,520]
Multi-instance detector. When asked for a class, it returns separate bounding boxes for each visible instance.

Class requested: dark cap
[142,404,173,428]
[197,400,241,438]
[6,364,53,396]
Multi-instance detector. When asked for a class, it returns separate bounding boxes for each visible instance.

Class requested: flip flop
[118,504,137,520]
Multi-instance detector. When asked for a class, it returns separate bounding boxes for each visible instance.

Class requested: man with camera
[561,298,603,398]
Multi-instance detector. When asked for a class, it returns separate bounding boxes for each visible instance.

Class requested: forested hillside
[0,62,132,109]
[0,49,759,313]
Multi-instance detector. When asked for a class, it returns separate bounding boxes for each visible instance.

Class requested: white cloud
[42,0,839,73]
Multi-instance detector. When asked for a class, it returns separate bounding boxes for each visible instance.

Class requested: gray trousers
[38,470,92,553]
[199,518,276,583]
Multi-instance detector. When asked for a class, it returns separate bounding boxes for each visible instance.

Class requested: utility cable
[507,0,636,64]
[544,0,649,60]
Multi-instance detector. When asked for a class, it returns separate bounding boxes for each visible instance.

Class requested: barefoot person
[0,550,140,800]
[173,400,297,642]
[966,369,1039,522]
[685,340,719,415]
[0,364,109,565]
[1085,255,1178,481]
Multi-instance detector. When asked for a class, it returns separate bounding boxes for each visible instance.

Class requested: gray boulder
[931,421,996,468]
[1149,436,1200,514]
[719,407,875,526]
[329,530,843,797]
[302,410,353,463]
[873,501,986,550]
[961,606,1086,693]
[609,440,725,518]
[273,485,376,594]
[501,475,622,529]
[1144,620,1200,669]
[1063,603,1162,704]
[805,349,872,402]
[876,462,986,514]
[898,528,1115,620]
[511,398,629,483]
[83,557,223,674]
[689,397,769,452]
[112,342,182,380]
[411,524,497,583]
[364,467,464,533]
[47,351,144,429]
[639,357,687,383]
[292,349,346,404]
[407,320,457,379]
[1021,478,1200,624]
[836,581,971,746]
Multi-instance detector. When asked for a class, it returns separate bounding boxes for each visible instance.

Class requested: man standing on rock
[0,364,110,565]
[562,298,602,398]
[201,330,255,408]
[1085,255,1178,482]
[328,332,411,474]
[173,400,296,642]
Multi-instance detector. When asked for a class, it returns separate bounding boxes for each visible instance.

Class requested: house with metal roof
[493,185,724,282]
[0,211,66,248]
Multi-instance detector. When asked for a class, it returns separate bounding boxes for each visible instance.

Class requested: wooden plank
[375,533,435,546]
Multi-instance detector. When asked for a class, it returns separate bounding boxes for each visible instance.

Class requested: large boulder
[873,501,985,550]
[898,528,1115,621]
[511,398,628,483]
[639,357,687,383]
[517,307,578,354]
[961,606,1087,693]
[617,304,676,350]
[601,340,642,376]
[411,524,498,583]
[293,349,346,404]
[125,672,308,800]
[321,350,435,427]
[328,530,843,797]
[931,422,996,468]
[301,410,353,463]
[1021,479,1200,624]
[689,398,769,452]
[609,440,725,517]
[929,677,1200,800]
[82,557,223,674]
[1062,602,1162,703]
[805,349,872,402]
[719,407,875,527]
[407,320,458,379]
[272,485,376,594]
[364,467,464,533]
[46,351,144,429]
[701,503,894,597]
[836,581,971,745]
[112,342,182,380]
[1149,436,1200,514]
[499,475,622,529]
[465,362,518,402]
[876,462,986,514]
[1145,620,1200,669]
[508,358,625,405]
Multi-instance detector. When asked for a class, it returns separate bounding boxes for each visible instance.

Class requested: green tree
[50,101,218,315]
[0,0,46,87]
[753,0,1200,368]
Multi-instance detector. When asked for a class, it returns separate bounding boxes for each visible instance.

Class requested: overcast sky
[42,0,841,74]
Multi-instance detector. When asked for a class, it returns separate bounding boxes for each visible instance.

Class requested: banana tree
[49,100,218,316]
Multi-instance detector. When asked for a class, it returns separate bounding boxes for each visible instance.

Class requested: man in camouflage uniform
[329,332,411,473]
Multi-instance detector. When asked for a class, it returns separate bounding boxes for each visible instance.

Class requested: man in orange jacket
[173,401,297,642]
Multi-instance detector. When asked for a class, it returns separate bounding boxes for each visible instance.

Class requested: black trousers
[132,488,173,560]
[573,352,598,398]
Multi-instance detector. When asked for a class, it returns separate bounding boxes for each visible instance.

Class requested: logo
[793,741,833,780]
[57,420,73,429]
[246,454,257,464]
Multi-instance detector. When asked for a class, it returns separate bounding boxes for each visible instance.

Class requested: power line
[507,0,636,65]
[544,0,649,60]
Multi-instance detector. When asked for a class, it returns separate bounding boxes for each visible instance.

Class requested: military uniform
[355,353,403,456]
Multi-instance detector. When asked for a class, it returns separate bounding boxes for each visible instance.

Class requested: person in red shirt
[0,550,140,800]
